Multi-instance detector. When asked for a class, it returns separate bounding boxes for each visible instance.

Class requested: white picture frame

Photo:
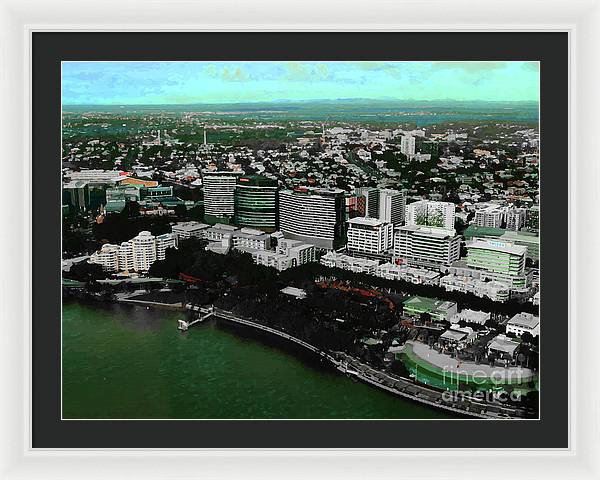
[1,0,597,478]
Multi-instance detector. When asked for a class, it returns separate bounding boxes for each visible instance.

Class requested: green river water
[62,300,453,419]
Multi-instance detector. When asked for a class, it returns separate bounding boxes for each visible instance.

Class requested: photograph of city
[61,61,540,420]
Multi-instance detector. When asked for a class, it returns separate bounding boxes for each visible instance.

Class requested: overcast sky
[62,61,540,105]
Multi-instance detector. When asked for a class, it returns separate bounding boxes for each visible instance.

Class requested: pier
[178,305,215,331]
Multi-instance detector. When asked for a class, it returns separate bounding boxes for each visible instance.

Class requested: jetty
[178,305,215,331]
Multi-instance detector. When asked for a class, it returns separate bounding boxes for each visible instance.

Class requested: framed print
[34,31,565,448]
[1,0,598,478]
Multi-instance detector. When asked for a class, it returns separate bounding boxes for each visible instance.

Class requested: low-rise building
[487,334,521,362]
[204,224,238,242]
[320,251,379,274]
[171,221,210,244]
[252,239,317,272]
[375,263,440,285]
[506,312,540,337]
[438,329,473,349]
[450,309,491,326]
[403,296,458,322]
[231,228,272,251]
[280,286,307,299]
[440,274,510,302]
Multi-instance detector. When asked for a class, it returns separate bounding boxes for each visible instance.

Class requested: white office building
[506,207,527,231]
[279,188,346,249]
[65,169,127,184]
[474,204,506,228]
[400,135,416,156]
[405,200,455,230]
[393,225,461,268]
[252,239,316,271]
[203,171,243,218]
[171,221,210,244]
[232,228,271,251]
[378,189,406,225]
[347,217,394,255]
[204,223,238,242]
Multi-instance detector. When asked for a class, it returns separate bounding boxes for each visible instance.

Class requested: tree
[174,204,187,218]
[520,332,535,345]
[67,262,108,282]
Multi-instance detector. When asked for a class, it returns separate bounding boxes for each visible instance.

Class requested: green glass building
[234,175,278,232]
[466,238,527,289]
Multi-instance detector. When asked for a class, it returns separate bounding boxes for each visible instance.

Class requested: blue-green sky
[62,61,540,105]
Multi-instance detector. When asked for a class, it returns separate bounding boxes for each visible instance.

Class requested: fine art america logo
[418,365,529,403]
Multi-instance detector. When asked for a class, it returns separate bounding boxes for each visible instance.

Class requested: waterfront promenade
[207,307,536,419]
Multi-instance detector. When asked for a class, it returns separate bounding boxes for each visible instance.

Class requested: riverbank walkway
[185,306,538,419]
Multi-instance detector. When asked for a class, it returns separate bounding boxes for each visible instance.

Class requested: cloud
[221,67,250,82]
[205,64,250,82]
[283,62,331,81]
[429,61,508,72]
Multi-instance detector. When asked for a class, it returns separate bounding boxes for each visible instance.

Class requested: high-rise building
[234,175,278,232]
[203,171,243,221]
[465,238,527,289]
[506,207,527,231]
[474,204,506,228]
[355,187,380,218]
[526,205,540,232]
[63,180,90,211]
[378,189,406,225]
[400,135,416,156]
[89,244,120,271]
[89,231,176,273]
[156,233,177,261]
[405,200,455,230]
[393,225,461,269]
[279,187,346,249]
[131,231,159,272]
[345,194,366,219]
[117,241,134,271]
[347,217,394,255]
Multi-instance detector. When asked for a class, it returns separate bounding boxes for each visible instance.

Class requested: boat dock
[178,305,215,331]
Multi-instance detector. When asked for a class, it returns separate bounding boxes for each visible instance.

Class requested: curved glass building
[234,175,278,232]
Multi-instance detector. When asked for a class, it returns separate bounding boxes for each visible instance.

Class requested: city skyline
[62,61,540,105]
